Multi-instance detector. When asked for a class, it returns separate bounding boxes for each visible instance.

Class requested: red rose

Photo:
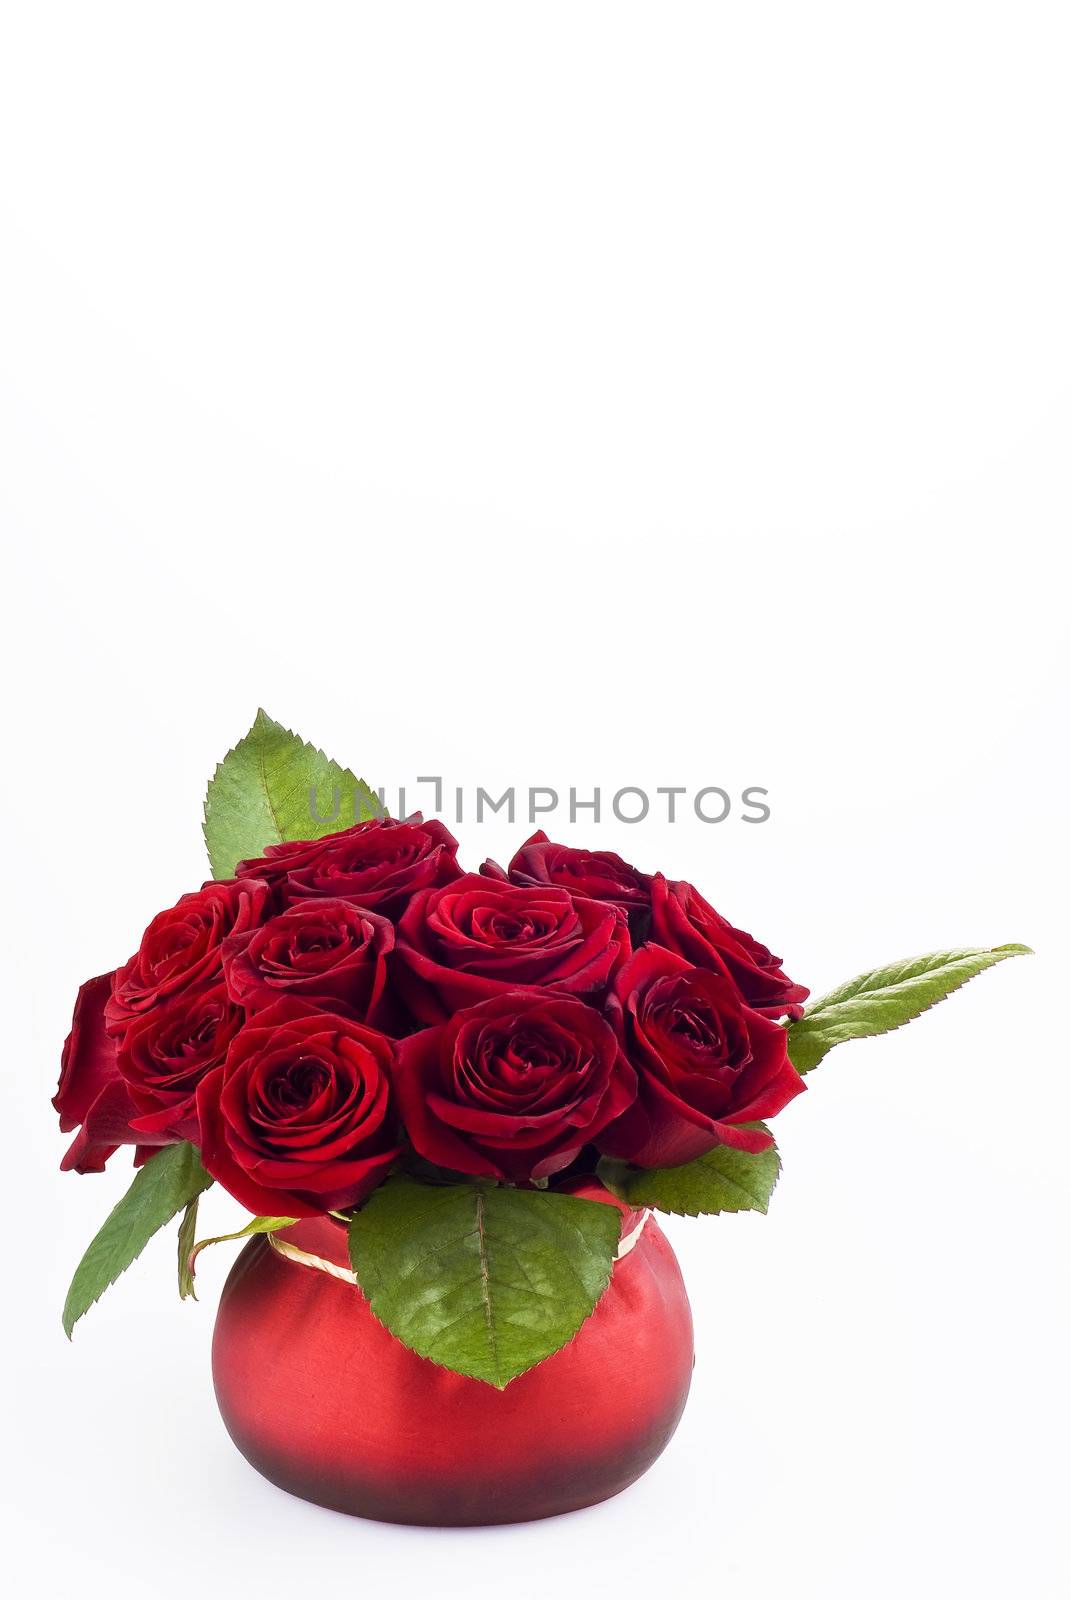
[222,898,394,1025]
[236,815,461,918]
[649,875,809,1019]
[490,830,651,910]
[394,873,631,1024]
[396,991,637,1182]
[53,974,171,1172]
[599,945,805,1168]
[117,984,244,1142]
[105,878,270,1034]
[195,1000,400,1215]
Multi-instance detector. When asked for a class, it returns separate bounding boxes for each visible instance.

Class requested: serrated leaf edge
[201,708,381,879]
[788,943,1032,1075]
[62,1144,212,1338]
[347,1183,621,1389]
[623,1137,782,1219]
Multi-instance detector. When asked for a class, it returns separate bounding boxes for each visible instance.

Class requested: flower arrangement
[56,711,1029,1398]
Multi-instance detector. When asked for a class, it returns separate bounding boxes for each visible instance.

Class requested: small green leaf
[601,1132,781,1218]
[186,1215,298,1282]
[347,1178,622,1388]
[177,1195,200,1301]
[202,709,382,880]
[787,943,1032,1075]
[63,1142,213,1338]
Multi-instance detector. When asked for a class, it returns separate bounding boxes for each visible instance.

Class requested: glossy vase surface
[212,1191,694,1526]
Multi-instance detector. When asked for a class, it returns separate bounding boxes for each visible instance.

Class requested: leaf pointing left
[63,1142,213,1338]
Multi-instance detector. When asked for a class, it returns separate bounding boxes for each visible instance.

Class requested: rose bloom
[489,838,807,1016]
[222,898,394,1024]
[236,815,461,918]
[54,974,175,1172]
[396,991,637,1182]
[488,830,651,911]
[195,1000,400,1215]
[599,945,805,1168]
[117,984,244,1143]
[649,874,809,1020]
[394,873,631,1024]
[105,877,270,1035]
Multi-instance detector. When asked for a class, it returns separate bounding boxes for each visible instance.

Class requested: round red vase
[212,1191,694,1526]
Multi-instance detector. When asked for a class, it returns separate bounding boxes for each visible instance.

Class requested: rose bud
[394,874,631,1025]
[236,814,461,919]
[116,984,244,1143]
[105,877,271,1035]
[54,974,172,1172]
[490,830,651,911]
[222,898,394,1025]
[195,1000,400,1216]
[648,874,809,1019]
[599,945,805,1169]
[395,991,637,1183]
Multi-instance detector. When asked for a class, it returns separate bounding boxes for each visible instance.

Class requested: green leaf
[787,943,1032,1076]
[186,1215,298,1282]
[347,1178,622,1388]
[202,708,382,880]
[177,1195,200,1301]
[63,1142,213,1338]
[600,1132,781,1218]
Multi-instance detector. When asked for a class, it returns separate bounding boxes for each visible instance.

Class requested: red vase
[212,1187,694,1526]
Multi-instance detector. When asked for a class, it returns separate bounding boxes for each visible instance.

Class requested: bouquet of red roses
[55,712,1028,1389]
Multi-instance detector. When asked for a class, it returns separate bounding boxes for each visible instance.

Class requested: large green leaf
[202,708,382,879]
[601,1132,781,1218]
[347,1178,622,1387]
[63,1142,213,1337]
[787,944,1031,1076]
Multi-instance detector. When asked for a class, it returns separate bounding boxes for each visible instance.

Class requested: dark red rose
[649,874,809,1019]
[396,991,637,1182]
[222,898,394,1025]
[599,945,805,1168]
[394,873,631,1024]
[195,1000,400,1215]
[116,984,244,1143]
[236,815,462,918]
[105,878,270,1035]
[54,974,172,1172]
[489,830,651,910]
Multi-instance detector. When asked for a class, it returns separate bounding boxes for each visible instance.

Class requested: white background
[1,4,1068,1597]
